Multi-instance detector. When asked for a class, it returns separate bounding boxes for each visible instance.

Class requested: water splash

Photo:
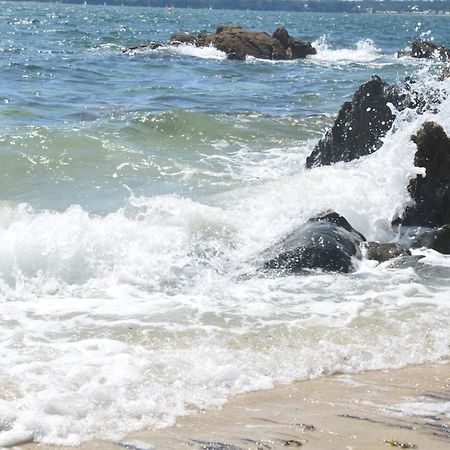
[311,36,383,64]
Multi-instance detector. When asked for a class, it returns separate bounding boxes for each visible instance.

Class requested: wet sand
[19,362,449,450]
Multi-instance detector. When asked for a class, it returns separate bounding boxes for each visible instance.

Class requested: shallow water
[0,2,449,446]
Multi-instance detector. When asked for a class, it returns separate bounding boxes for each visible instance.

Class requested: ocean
[0,2,449,446]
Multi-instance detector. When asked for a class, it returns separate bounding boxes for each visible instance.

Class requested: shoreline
[19,362,450,450]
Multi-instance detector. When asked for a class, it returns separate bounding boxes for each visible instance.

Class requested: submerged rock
[262,211,365,273]
[387,255,425,270]
[399,122,450,228]
[305,76,410,168]
[364,242,411,263]
[124,42,162,53]
[410,225,450,254]
[439,65,450,81]
[398,40,450,61]
[125,26,316,61]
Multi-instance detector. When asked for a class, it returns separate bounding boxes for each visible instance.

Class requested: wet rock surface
[305,75,450,248]
[386,255,425,270]
[440,65,450,80]
[409,225,450,254]
[305,76,411,168]
[398,40,450,61]
[399,121,450,228]
[262,211,365,273]
[125,26,316,61]
[365,242,411,263]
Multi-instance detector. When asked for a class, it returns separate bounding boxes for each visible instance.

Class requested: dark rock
[272,27,292,47]
[398,40,450,61]
[124,26,316,61]
[410,225,450,254]
[365,242,411,263]
[272,27,316,59]
[211,25,314,61]
[310,211,366,240]
[216,25,243,34]
[306,76,410,168]
[262,211,365,273]
[212,26,316,61]
[123,42,162,54]
[399,122,450,227]
[439,65,450,81]
[170,32,197,45]
[213,27,284,60]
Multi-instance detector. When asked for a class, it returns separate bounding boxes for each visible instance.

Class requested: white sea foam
[387,398,450,419]
[0,65,450,446]
[161,44,227,61]
[310,36,384,65]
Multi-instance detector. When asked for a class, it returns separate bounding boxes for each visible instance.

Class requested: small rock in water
[261,211,365,274]
[397,40,450,61]
[365,242,411,263]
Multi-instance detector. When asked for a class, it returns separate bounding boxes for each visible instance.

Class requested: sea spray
[159,43,227,60]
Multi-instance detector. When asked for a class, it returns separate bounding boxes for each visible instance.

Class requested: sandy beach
[16,362,449,450]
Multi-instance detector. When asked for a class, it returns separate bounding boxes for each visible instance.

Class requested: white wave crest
[0,64,450,447]
[162,43,227,61]
[311,36,382,64]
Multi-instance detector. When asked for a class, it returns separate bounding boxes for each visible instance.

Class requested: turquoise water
[1,3,449,211]
[0,2,449,446]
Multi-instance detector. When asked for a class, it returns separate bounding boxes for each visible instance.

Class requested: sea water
[0,2,449,445]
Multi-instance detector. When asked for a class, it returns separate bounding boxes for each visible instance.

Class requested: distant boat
[167,5,174,14]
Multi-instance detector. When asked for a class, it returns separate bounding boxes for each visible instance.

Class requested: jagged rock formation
[124,26,316,61]
[399,121,450,228]
[305,76,411,168]
[398,40,450,61]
